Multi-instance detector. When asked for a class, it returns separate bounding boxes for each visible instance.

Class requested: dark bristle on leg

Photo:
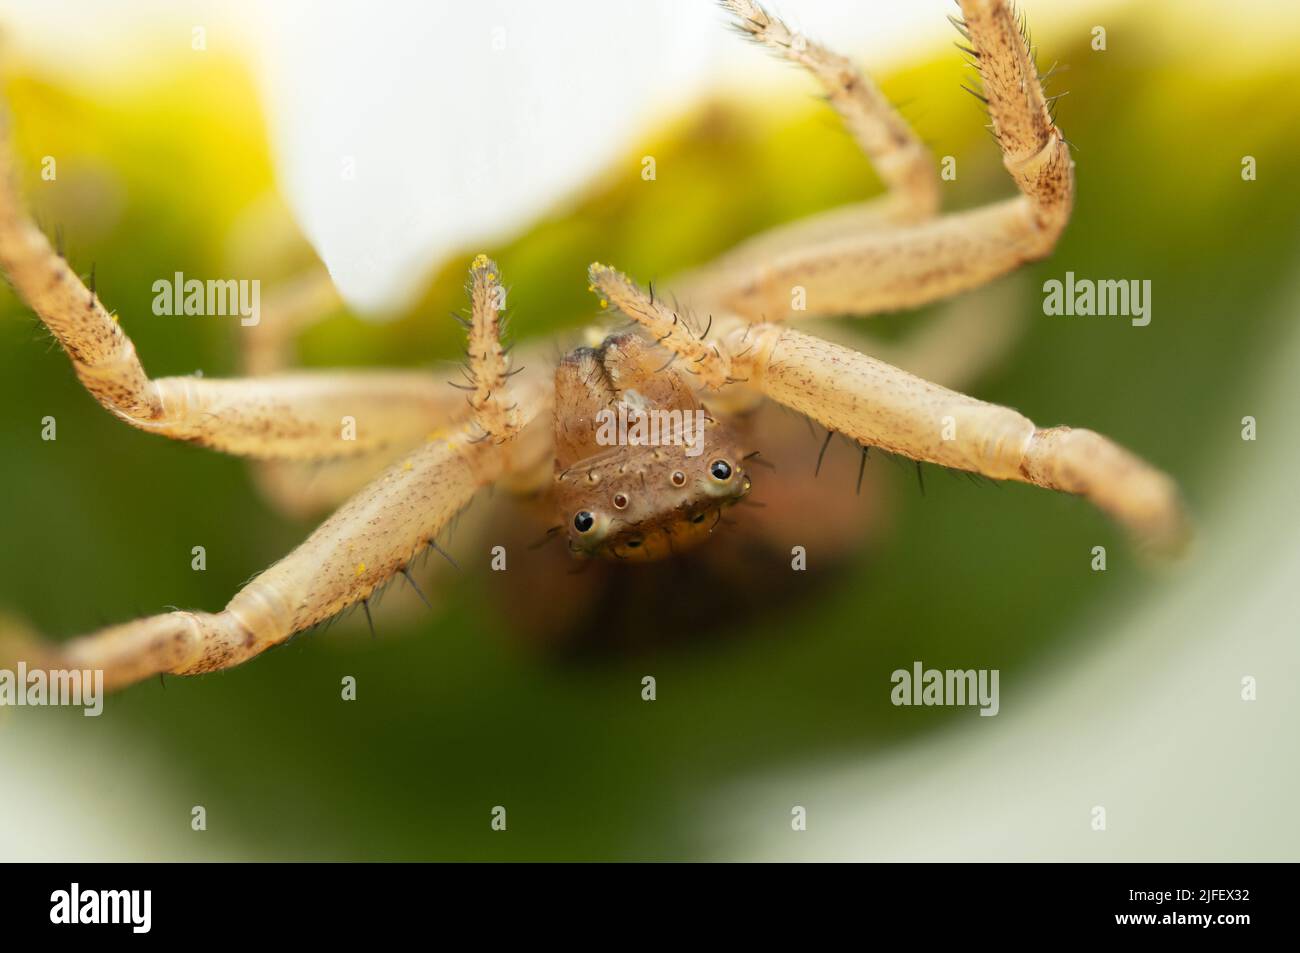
[856,445,870,495]
[400,567,432,610]
[429,539,460,571]
[815,429,834,476]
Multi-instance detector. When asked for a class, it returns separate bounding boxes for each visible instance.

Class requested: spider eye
[573,510,596,533]
[709,459,733,481]
[670,471,686,487]
[612,493,629,510]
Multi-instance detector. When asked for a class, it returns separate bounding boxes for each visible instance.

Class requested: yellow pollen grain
[355,562,366,577]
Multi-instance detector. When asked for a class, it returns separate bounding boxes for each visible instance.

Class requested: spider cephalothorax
[552,332,752,561]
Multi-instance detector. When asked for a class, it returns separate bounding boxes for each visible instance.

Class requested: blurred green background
[1,7,1297,860]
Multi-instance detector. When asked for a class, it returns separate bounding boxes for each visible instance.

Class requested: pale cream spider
[0,0,1186,689]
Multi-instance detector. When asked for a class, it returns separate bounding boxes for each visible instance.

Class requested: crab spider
[0,0,1186,691]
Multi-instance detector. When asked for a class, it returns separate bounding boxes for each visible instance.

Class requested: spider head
[552,331,754,561]
[557,440,753,561]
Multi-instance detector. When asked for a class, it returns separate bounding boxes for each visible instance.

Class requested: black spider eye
[573,511,595,533]
[709,459,733,481]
